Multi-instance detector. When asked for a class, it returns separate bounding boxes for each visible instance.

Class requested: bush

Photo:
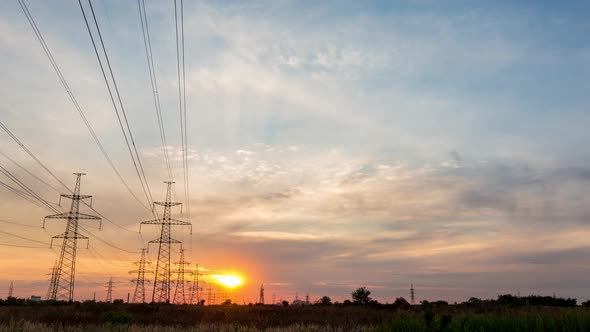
[103,311,133,325]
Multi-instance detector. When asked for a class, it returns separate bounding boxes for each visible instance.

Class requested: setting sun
[212,274,244,288]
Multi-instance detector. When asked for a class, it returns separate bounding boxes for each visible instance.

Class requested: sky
[0,0,590,304]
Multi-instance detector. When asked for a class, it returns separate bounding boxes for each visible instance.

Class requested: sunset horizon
[1,2,589,327]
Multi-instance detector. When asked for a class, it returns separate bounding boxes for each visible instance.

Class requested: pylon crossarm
[148,238,181,244]
[61,194,92,200]
[169,218,192,226]
[45,213,70,220]
[52,233,89,240]
[141,219,161,225]
[153,201,182,207]
[44,212,101,220]
[76,212,101,220]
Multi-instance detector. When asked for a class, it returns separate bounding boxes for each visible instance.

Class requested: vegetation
[1,292,589,331]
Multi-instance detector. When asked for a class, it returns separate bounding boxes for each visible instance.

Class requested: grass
[1,303,590,331]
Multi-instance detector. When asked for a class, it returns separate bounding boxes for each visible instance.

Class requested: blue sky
[0,0,590,303]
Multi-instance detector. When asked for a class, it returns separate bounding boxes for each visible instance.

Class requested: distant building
[30,296,41,302]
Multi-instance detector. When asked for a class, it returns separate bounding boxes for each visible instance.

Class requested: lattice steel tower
[44,173,101,302]
[173,246,192,304]
[7,282,13,299]
[189,263,202,304]
[45,261,59,300]
[410,284,415,305]
[141,181,191,303]
[105,277,114,303]
[258,284,264,304]
[130,248,153,303]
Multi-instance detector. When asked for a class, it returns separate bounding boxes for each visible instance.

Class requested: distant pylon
[8,281,13,299]
[45,261,59,300]
[207,284,212,305]
[130,248,153,303]
[141,181,191,304]
[44,173,101,302]
[258,284,264,304]
[189,264,203,304]
[272,292,275,305]
[105,277,114,303]
[305,291,309,305]
[173,246,192,304]
[410,284,415,305]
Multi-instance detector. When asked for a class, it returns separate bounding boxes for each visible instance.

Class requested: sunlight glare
[213,274,244,288]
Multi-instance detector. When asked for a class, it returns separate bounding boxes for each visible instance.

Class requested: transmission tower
[189,263,203,304]
[105,277,114,303]
[7,282,13,299]
[410,284,415,305]
[130,248,153,303]
[141,181,191,303]
[306,291,310,305]
[44,173,101,302]
[207,284,212,305]
[258,284,264,304]
[45,261,59,300]
[173,246,192,304]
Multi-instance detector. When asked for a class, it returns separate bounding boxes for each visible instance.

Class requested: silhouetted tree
[282,300,289,306]
[317,296,332,305]
[352,287,372,305]
[393,297,410,309]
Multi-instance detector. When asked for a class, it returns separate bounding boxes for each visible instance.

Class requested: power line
[174,0,191,230]
[0,243,48,249]
[16,0,150,211]
[79,0,155,209]
[0,150,61,193]
[0,229,50,246]
[0,219,43,229]
[1,158,139,255]
[136,0,174,182]
[0,121,141,235]
[0,178,49,210]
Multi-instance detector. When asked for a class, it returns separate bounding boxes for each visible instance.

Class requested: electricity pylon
[258,284,264,304]
[141,181,191,303]
[45,261,59,300]
[7,282,13,299]
[189,264,203,304]
[44,173,101,302]
[130,248,153,303]
[173,246,192,304]
[105,277,114,302]
[410,284,415,305]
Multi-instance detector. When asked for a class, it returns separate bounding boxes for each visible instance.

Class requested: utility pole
[105,277,114,303]
[258,284,264,304]
[8,281,13,299]
[173,246,192,304]
[410,284,415,305]
[306,291,309,305]
[44,173,101,302]
[130,248,153,303]
[45,261,59,300]
[141,182,191,304]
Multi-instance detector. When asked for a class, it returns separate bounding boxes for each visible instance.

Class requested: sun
[212,274,244,288]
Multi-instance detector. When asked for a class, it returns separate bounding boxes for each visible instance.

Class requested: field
[1,302,590,331]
